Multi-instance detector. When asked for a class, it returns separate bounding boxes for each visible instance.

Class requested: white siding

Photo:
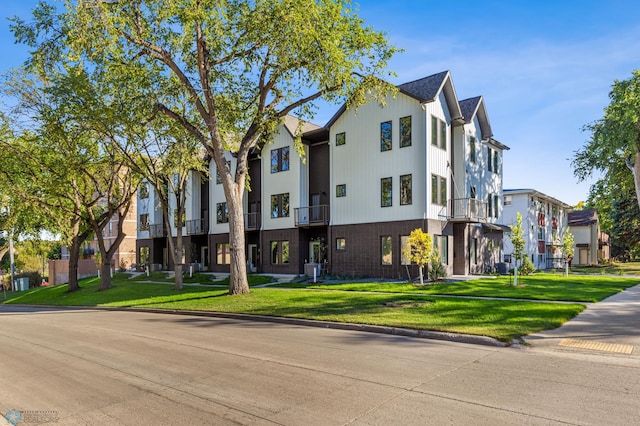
[330,92,427,225]
[210,154,235,235]
[426,91,451,221]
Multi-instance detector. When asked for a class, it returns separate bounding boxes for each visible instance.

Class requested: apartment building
[567,209,610,265]
[502,189,572,270]
[136,71,510,278]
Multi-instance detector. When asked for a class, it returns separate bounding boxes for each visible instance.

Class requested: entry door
[201,247,209,270]
[248,244,258,271]
[579,248,588,265]
[309,241,322,264]
[310,193,321,222]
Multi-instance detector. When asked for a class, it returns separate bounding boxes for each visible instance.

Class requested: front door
[201,246,209,270]
[309,241,322,264]
[248,244,258,272]
[579,248,588,265]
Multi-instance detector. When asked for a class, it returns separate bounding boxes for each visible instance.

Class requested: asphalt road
[0,306,639,425]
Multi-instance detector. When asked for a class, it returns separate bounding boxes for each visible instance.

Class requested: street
[0,306,638,425]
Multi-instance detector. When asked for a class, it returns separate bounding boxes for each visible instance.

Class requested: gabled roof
[398,71,463,122]
[503,189,572,210]
[283,115,321,138]
[326,70,463,128]
[568,209,598,226]
[459,96,509,151]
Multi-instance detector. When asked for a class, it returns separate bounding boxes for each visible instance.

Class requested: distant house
[567,209,610,265]
[502,189,572,270]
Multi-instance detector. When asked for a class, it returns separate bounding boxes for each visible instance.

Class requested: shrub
[519,257,535,275]
[429,253,447,281]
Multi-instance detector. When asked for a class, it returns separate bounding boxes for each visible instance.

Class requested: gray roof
[459,96,482,124]
[397,71,449,102]
[568,209,598,226]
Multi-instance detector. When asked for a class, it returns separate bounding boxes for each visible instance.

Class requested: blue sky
[2,1,639,206]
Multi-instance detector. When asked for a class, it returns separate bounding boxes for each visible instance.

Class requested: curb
[8,304,509,347]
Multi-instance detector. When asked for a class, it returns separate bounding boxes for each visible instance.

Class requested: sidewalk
[524,283,640,355]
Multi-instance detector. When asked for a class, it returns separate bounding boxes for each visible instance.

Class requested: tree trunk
[174,232,184,291]
[100,260,112,290]
[67,222,85,292]
[228,190,249,295]
[630,151,640,212]
[418,266,424,286]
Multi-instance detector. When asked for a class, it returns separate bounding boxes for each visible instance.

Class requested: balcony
[295,205,329,227]
[149,223,166,238]
[186,218,209,235]
[439,198,487,222]
[244,212,261,231]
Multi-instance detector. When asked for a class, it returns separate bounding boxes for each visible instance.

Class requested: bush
[2,271,42,290]
[429,253,447,281]
[519,257,535,276]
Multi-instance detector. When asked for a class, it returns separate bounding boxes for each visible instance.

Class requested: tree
[510,212,526,285]
[404,228,432,285]
[561,228,575,277]
[574,70,640,212]
[61,0,397,295]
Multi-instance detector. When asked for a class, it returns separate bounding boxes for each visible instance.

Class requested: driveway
[524,283,640,356]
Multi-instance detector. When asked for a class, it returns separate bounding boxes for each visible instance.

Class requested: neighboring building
[567,209,611,265]
[502,189,572,270]
[135,71,510,278]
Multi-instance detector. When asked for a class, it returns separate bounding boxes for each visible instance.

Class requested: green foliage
[561,229,575,260]
[520,256,535,276]
[404,228,432,284]
[510,212,526,266]
[428,252,447,281]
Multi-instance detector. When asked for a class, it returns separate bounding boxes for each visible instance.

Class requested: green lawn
[128,271,274,286]
[571,261,640,276]
[2,275,585,341]
[276,273,639,303]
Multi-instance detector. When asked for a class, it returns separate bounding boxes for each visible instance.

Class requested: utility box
[16,277,29,291]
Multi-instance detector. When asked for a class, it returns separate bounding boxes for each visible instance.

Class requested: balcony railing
[149,223,166,238]
[295,205,329,227]
[186,218,209,235]
[439,198,487,222]
[244,212,261,231]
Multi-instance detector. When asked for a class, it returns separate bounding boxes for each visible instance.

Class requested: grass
[275,272,639,303]
[571,261,640,276]
[1,274,587,341]
[128,271,274,286]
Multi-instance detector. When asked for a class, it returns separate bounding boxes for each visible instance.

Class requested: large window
[430,116,447,149]
[431,174,446,206]
[493,150,499,173]
[216,202,229,224]
[217,243,230,265]
[469,136,476,163]
[433,235,448,265]
[381,236,392,265]
[488,147,493,172]
[271,241,290,264]
[336,238,346,251]
[400,174,412,205]
[400,116,412,147]
[381,177,392,207]
[494,195,499,218]
[139,213,149,231]
[380,121,392,151]
[488,194,493,218]
[271,193,290,218]
[400,235,410,265]
[336,184,346,198]
[470,238,477,265]
[335,132,346,146]
[271,147,290,173]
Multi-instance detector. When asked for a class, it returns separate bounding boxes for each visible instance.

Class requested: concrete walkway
[524,283,640,355]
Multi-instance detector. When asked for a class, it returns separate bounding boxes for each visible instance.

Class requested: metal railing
[439,198,487,221]
[149,223,166,238]
[294,205,329,226]
[186,218,209,235]
[244,212,261,231]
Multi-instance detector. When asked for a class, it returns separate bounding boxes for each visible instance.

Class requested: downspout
[422,103,428,231]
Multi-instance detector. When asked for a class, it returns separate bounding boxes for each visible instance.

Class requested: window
[271,193,290,218]
[336,184,346,198]
[431,115,447,149]
[139,213,149,231]
[538,227,545,241]
[216,161,231,184]
[380,121,392,151]
[431,174,446,206]
[400,174,412,205]
[488,147,493,172]
[494,195,499,218]
[271,147,290,173]
[217,243,230,265]
[381,177,392,207]
[433,235,449,265]
[471,238,477,264]
[400,116,412,147]
[504,195,512,206]
[173,209,185,227]
[216,202,229,224]
[335,132,346,146]
[469,137,476,163]
[493,150,499,173]
[336,238,346,251]
[139,183,149,199]
[487,194,493,217]
[400,235,410,265]
[381,236,392,265]
[470,186,476,199]
[271,241,290,264]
